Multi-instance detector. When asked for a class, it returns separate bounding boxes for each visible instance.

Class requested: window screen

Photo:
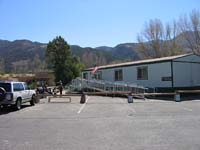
[115,69,123,81]
[137,66,148,80]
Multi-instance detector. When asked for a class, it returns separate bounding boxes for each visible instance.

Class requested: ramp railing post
[127,93,133,103]
[174,92,181,102]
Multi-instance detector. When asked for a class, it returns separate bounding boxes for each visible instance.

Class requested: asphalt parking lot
[1,96,200,150]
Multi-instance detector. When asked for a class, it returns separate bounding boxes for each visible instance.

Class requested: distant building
[82,53,200,91]
[35,71,55,86]
[0,71,55,86]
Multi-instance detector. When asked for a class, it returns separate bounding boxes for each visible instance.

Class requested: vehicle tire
[15,98,22,110]
[0,87,6,100]
[30,95,36,106]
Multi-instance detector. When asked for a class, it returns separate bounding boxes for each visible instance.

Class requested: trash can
[128,93,133,103]
[80,93,86,104]
[175,93,181,102]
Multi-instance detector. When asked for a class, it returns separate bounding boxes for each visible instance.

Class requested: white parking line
[176,103,193,112]
[77,97,90,114]
[182,107,193,112]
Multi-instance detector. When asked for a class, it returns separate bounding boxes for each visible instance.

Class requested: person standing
[58,80,63,95]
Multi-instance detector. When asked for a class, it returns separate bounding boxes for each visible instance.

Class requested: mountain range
[0,39,144,72]
[0,34,192,73]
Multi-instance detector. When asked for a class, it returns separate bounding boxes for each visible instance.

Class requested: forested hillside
[0,40,143,73]
[0,36,192,73]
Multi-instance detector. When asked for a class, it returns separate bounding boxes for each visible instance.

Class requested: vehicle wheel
[15,99,21,110]
[30,95,36,106]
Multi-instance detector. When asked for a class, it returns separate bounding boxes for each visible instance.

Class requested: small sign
[162,76,172,81]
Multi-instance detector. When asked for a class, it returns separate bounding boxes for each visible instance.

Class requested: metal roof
[85,53,194,71]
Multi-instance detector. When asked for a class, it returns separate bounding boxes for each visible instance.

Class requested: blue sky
[0,0,199,47]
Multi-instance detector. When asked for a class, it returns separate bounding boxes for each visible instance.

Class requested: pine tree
[46,36,83,84]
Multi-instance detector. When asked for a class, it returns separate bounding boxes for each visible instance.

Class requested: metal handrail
[70,78,146,94]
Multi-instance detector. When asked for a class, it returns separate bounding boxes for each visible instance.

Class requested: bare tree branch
[178,9,200,53]
[137,19,182,58]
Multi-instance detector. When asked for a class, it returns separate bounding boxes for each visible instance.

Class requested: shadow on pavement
[181,94,200,101]
[142,94,200,102]
[0,104,32,116]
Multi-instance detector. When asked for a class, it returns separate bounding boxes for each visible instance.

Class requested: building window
[83,72,88,79]
[137,66,148,80]
[94,71,102,80]
[115,69,123,81]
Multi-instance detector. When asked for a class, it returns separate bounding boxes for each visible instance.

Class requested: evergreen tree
[46,36,83,84]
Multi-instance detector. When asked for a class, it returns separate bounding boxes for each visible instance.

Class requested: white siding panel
[123,66,137,84]
[102,69,115,82]
[192,63,200,86]
[100,62,172,88]
[173,63,191,87]
[134,63,172,87]
[175,55,200,62]
[173,62,200,87]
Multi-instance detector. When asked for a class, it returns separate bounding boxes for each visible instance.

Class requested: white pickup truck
[0,81,36,110]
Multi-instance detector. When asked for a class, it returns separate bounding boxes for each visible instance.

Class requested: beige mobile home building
[82,53,200,91]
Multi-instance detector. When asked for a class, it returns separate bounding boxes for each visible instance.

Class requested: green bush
[29,82,37,89]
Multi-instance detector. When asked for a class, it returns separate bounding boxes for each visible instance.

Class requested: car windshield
[0,83,11,92]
